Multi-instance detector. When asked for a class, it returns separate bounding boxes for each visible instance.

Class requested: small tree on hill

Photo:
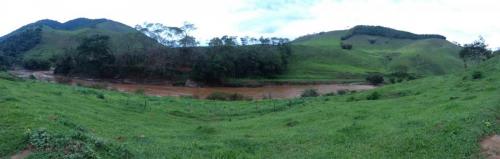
[459,37,493,70]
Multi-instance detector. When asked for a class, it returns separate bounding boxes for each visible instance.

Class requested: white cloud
[0,0,499,48]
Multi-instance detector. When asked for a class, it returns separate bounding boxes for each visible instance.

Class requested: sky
[1,0,499,48]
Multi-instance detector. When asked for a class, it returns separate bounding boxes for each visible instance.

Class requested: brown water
[10,70,375,99]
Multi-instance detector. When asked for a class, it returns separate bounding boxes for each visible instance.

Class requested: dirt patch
[10,148,32,159]
[481,135,500,159]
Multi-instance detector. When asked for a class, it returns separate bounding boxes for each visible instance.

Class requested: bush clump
[323,92,336,96]
[388,71,417,83]
[301,89,320,98]
[337,89,349,95]
[27,128,133,158]
[366,74,384,85]
[472,71,483,79]
[341,43,353,50]
[366,91,381,100]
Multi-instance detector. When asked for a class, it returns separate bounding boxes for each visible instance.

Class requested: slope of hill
[0,18,159,64]
[1,55,499,158]
[280,26,462,82]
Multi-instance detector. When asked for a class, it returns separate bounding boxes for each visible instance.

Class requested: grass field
[1,55,500,158]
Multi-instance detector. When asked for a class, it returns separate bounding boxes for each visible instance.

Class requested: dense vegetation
[191,41,291,83]
[54,35,116,78]
[341,25,446,41]
[53,33,291,82]
[2,54,500,158]
[0,27,42,68]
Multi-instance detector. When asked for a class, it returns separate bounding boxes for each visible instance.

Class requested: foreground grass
[1,59,500,158]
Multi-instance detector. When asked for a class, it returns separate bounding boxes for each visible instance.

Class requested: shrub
[389,78,396,84]
[323,92,336,96]
[346,96,358,102]
[27,128,133,158]
[286,120,299,127]
[472,71,483,79]
[366,91,381,100]
[96,94,105,99]
[341,43,353,50]
[366,74,384,85]
[196,126,216,134]
[368,39,377,44]
[134,88,145,95]
[337,89,349,95]
[301,89,319,98]
[388,71,417,83]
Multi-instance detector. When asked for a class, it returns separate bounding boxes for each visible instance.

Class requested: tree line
[192,36,291,83]
[52,22,291,83]
[341,25,446,41]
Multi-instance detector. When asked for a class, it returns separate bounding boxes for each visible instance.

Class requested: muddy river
[10,70,375,99]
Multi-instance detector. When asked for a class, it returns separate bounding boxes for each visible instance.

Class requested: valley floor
[1,58,500,158]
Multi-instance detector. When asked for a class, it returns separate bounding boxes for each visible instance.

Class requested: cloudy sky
[1,0,499,48]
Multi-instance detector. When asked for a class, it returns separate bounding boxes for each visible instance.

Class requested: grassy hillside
[279,27,462,82]
[22,20,159,62]
[0,18,159,64]
[1,56,500,158]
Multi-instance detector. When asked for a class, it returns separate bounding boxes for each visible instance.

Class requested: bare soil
[10,149,31,159]
[481,135,500,159]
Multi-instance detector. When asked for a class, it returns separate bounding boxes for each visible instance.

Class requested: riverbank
[8,70,375,99]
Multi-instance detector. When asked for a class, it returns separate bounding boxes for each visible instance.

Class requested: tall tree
[459,37,492,69]
[136,22,198,48]
[178,22,198,47]
[240,36,249,46]
[135,23,182,47]
[221,36,238,46]
[208,37,223,47]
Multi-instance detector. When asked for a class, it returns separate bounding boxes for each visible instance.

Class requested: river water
[10,70,375,99]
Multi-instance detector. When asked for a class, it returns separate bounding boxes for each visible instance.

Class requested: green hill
[278,26,462,82]
[1,55,500,158]
[0,18,159,66]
